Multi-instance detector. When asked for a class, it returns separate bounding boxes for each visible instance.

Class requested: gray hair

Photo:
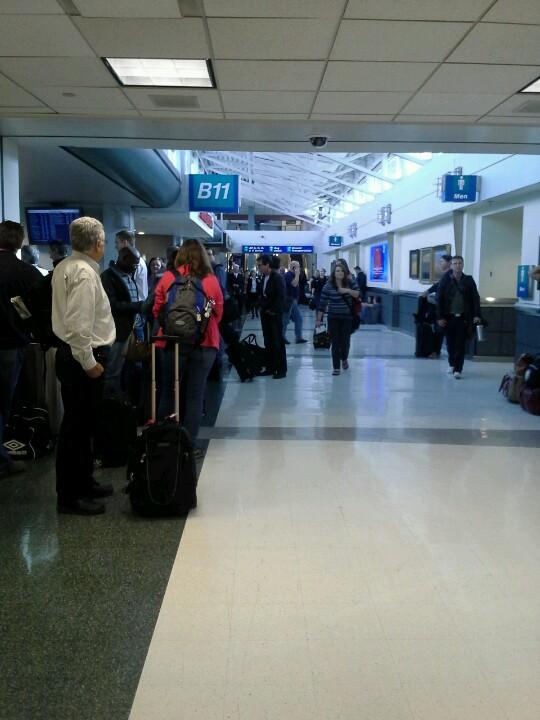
[21,244,40,265]
[69,217,104,252]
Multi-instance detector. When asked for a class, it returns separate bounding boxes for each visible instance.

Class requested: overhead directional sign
[242,245,314,254]
[189,174,240,213]
[328,235,343,247]
[517,265,533,299]
[441,174,478,203]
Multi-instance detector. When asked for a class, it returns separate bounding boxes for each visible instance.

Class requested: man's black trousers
[445,315,468,373]
[55,345,107,502]
[260,312,287,376]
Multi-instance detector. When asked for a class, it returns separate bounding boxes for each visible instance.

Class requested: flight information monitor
[25,207,81,244]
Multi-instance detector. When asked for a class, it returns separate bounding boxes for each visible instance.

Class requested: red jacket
[153,266,224,350]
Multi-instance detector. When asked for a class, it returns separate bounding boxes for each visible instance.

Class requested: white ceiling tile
[321,62,437,91]
[402,92,508,115]
[32,87,135,111]
[204,0,345,17]
[222,91,314,113]
[422,64,540,94]
[449,23,540,64]
[332,20,471,62]
[215,60,325,91]
[124,88,222,111]
[0,58,116,87]
[73,0,181,17]
[225,113,309,119]
[0,15,94,56]
[313,91,411,114]
[311,114,395,122]
[209,18,336,60]
[0,78,46,106]
[485,95,540,116]
[0,106,54,114]
[73,18,209,58]
[394,115,480,123]
[345,0,493,21]
[0,1,62,13]
[483,0,540,24]
[56,108,141,116]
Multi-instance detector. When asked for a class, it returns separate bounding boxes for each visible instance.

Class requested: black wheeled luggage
[126,339,197,517]
[94,399,138,467]
[415,323,437,358]
[313,322,331,350]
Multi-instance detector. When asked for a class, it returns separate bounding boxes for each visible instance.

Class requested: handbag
[343,295,361,332]
[123,330,151,362]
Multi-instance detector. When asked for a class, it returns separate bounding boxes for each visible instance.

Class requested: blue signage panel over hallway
[242,245,314,254]
[189,174,240,213]
[441,175,478,202]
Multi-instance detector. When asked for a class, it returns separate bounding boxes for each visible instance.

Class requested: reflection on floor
[128,317,540,720]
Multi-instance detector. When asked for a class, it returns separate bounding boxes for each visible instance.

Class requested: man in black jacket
[101,246,148,398]
[0,221,43,479]
[257,254,287,379]
[437,256,481,379]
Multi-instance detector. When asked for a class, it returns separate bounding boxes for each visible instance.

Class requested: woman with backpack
[315,263,360,376]
[153,240,223,455]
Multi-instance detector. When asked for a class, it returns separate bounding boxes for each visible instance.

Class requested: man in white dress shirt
[52,217,116,515]
[115,229,148,301]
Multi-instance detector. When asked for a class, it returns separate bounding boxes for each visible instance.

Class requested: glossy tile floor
[129,315,540,720]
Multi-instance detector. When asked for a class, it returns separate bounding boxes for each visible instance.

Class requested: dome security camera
[309,135,328,148]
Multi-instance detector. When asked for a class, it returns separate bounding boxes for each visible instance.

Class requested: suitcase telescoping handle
[150,336,181,423]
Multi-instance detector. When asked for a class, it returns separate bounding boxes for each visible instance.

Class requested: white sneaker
[447,366,454,374]
[453,371,462,379]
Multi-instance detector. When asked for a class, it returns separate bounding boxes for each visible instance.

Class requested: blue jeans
[0,347,26,475]
[283,300,304,341]
[158,345,217,444]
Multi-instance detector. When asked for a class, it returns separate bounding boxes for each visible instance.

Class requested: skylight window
[103,58,215,88]
[519,77,540,93]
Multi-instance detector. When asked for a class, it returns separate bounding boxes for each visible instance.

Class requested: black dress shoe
[87,481,114,498]
[296,338,308,344]
[57,498,105,515]
[273,372,287,379]
[284,339,290,345]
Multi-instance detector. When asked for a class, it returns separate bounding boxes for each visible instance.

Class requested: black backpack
[524,356,540,389]
[23,273,60,350]
[159,272,213,348]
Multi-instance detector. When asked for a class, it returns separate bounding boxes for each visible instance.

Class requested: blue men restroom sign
[328,235,343,247]
[441,175,478,202]
[189,174,240,213]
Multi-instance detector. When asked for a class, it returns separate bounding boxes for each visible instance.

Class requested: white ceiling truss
[196,151,432,226]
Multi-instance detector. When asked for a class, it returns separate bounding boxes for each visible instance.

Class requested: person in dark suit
[353,265,367,301]
[436,255,481,379]
[257,254,287,379]
[227,263,245,316]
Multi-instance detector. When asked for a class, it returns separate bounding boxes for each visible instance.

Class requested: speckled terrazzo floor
[0,377,227,720]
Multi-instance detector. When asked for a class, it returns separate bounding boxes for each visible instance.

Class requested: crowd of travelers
[1,214,484,515]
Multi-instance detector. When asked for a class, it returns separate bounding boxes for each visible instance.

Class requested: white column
[1,137,20,222]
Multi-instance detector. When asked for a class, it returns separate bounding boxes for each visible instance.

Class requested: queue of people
[1,216,485,516]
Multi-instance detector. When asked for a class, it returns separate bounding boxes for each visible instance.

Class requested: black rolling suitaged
[126,338,197,517]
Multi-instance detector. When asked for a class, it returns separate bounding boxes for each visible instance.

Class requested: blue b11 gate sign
[189,174,240,213]
[441,175,478,203]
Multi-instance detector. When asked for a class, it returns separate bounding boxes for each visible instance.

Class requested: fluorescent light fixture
[519,76,540,93]
[137,231,145,235]
[485,296,496,302]
[103,58,215,88]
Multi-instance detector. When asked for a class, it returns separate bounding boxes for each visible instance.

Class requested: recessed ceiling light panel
[103,58,215,88]
[519,76,540,93]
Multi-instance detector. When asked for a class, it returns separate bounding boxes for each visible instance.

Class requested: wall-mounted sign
[370,242,389,282]
[441,174,478,203]
[328,235,343,247]
[189,174,240,213]
[517,265,533,299]
[189,210,214,237]
[241,245,315,254]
